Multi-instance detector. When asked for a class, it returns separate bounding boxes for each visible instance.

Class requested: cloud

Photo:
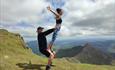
[0,0,50,39]
[0,0,115,41]
[60,0,115,37]
[73,3,115,30]
[0,0,49,24]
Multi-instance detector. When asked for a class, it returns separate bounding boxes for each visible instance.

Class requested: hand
[47,6,51,11]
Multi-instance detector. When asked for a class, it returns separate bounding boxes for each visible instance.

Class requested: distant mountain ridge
[27,40,40,54]
[56,43,112,65]
[27,37,115,55]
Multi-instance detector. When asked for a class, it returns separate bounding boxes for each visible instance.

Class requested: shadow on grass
[16,63,55,70]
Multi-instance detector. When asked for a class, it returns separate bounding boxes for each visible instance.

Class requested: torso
[37,33,47,50]
[56,18,62,24]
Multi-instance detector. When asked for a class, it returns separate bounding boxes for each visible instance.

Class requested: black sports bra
[56,18,62,24]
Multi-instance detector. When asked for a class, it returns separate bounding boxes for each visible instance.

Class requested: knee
[50,53,54,59]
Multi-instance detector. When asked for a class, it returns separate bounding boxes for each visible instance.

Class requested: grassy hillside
[0,29,115,70]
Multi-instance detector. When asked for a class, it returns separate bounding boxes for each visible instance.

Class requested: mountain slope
[75,44,112,65]
[57,44,112,65]
[0,29,115,70]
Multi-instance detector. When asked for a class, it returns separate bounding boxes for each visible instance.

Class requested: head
[37,27,44,34]
[56,8,63,15]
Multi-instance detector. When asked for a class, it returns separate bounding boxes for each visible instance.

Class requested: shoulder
[56,15,62,19]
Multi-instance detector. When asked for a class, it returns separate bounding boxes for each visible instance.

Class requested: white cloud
[0,0,50,40]
[61,0,115,36]
[0,0,115,41]
[0,0,49,24]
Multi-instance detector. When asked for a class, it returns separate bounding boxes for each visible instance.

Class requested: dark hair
[37,27,44,30]
[56,8,62,14]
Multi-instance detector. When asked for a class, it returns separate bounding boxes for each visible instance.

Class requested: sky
[0,0,115,41]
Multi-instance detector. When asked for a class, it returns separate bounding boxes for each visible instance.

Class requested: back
[37,33,47,50]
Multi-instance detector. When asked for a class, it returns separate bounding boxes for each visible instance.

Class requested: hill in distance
[27,37,115,56]
[0,29,115,70]
[57,43,113,65]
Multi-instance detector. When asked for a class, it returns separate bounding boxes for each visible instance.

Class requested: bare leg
[47,42,54,55]
[47,44,56,58]
[46,51,54,70]
[47,53,54,65]
[47,43,53,50]
[46,52,54,70]
[52,51,56,58]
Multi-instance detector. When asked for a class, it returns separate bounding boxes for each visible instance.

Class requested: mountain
[27,37,115,56]
[1,29,115,70]
[55,37,115,53]
[0,29,27,49]
[57,43,112,65]
[27,40,40,55]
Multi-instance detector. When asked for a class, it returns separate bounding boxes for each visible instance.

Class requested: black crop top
[56,18,62,24]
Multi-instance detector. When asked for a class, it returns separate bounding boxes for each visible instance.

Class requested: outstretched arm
[43,28,55,36]
[47,6,60,17]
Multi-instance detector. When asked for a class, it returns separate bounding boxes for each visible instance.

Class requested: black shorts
[40,49,50,57]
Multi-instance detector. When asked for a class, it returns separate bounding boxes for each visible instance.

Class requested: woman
[47,6,63,53]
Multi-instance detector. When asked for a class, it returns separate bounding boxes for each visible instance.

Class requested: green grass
[0,29,115,70]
